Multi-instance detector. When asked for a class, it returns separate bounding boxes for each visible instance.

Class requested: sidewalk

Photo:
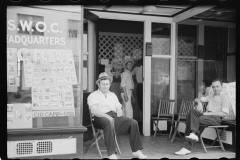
[83,134,236,159]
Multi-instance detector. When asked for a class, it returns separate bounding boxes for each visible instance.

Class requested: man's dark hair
[212,78,223,85]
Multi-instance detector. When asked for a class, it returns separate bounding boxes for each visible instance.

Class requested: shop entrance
[96,19,144,133]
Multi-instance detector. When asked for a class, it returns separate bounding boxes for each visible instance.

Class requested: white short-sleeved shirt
[120,69,134,90]
[201,92,231,115]
[87,89,122,113]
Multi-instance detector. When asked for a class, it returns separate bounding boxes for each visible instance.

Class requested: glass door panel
[151,58,170,116]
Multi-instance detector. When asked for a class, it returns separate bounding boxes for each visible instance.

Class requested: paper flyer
[7,104,32,129]
[7,48,18,92]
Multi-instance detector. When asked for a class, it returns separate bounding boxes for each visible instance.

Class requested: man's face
[98,79,111,93]
[212,81,222,95]
[126,62,133,71]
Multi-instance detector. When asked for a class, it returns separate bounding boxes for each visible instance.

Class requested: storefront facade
[7,5,236,158]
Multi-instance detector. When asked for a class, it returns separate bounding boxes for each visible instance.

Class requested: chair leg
[199,135,207,153]
[199,127,207,153]
[170,122,179,143]
[153,120,160,137]
[168,121,175,140]
[95,138,103,157]
[85,132,104,157]
[114,135,122,155]
[213,128,226,152]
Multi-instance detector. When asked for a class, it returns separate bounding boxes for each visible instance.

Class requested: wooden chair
[169,99,195,143]
[198,124,228,153]
[198,104,236,153]
[151,99,175,139]
[85,109,121,157]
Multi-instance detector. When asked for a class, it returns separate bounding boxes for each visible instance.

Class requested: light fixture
[143,5,157,12]
[196,19,202,21]
[216,12,222,15]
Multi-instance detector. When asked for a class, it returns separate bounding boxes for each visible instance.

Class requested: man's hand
[116,107,123,117]
[194,98,201,103]
[197,105,203,112]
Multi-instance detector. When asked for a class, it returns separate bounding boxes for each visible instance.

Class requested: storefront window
[7,6,82,129]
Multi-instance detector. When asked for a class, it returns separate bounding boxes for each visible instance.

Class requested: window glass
[151,58,170,116]
[7,6,82,129]
[151,23,171,55]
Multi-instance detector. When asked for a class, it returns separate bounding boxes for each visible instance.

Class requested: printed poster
[21,49,78,87]
[31,84,75,111]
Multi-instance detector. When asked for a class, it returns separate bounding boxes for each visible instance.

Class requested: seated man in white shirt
[175,79,232,156]
[87,72,147,159]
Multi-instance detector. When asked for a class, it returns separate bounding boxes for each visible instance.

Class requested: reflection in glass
[151,58,170,116]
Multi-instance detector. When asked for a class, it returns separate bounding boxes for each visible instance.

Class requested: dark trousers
[137,83,143,111]
[183,109,222,150]
[93,111,143,156]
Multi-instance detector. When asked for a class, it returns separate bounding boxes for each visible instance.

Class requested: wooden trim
[86,9,171,17]
[171,5,197,17]
[8,126,87,136]
[99,32,143,37]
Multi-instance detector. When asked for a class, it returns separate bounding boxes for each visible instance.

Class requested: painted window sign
[7,16,66,46]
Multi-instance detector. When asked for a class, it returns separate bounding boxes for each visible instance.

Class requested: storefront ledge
[7,126,87,136]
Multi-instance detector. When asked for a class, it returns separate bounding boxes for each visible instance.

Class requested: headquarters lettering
[7,20,66,46]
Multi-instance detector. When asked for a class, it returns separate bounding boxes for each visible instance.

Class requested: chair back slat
[178,99,194,118]
[157,99,176,118]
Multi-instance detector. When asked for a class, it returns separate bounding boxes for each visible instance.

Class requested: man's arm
[121,73,129,102]
[114,95,123,117]
[90,104,113,120]
[90,104,115,129]
[203,111,228,117]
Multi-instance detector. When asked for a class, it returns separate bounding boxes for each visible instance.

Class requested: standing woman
[131,58,143,112]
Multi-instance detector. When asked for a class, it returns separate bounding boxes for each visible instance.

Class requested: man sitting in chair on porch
[87,72,147,159]
[175,78,234,155]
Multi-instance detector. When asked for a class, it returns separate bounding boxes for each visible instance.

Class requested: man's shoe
[175,147,191,155]
[108,154,118,159]
[185,133,199,142]
[132,150,147,159]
